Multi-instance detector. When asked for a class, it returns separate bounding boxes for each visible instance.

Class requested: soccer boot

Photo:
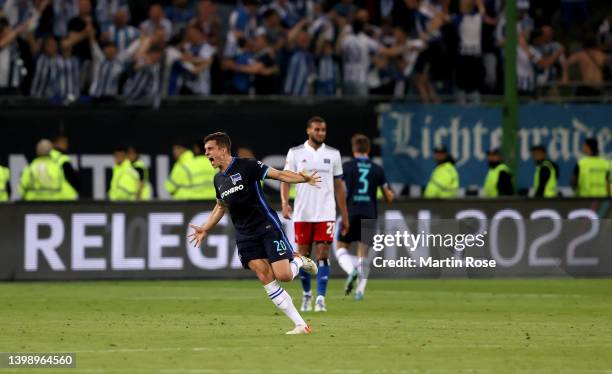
[355,291,364,301]
[295,253,318,275]
[314,295,327,312]
[286,324,311,335]
[344,269,359,296]
[300,294,313,312]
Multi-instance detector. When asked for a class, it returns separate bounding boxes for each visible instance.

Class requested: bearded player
[281,117,350,312]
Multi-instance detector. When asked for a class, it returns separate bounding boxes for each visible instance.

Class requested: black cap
[530,144,546,152]
[585,137,599,154]
[487,148,501,156]
[433,144,448,153]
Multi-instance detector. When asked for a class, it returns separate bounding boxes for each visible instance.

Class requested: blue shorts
[236,226,294,269]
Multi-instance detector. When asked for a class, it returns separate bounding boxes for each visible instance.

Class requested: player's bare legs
[297,244,313,311]
[314,242,330,312]
[248,259,310,334]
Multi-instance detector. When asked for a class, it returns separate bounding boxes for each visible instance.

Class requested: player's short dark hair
[351,134,370,153]
[307,116,326,128]
[530,144,546,153]
[204,132,231,151]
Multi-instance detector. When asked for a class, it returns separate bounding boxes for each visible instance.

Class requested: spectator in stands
[88,23,139,98]
[52,0,78,37]
[252,28,279,95]
[516,30,541,95]
[100,6,139,53]
[227,36,261,95]
[333,0,357,22]
[2,0,40,26]
[533,26,567,94]
[565,36,611,96]
[259,9,285,52]
[223,0,258,71]
[123,40,164,99]
[307,1,334,44]
[165,0,194,38]
[62,0,98,63]
[495,0,534,48]
[95,0,122,31]
[452,0,495,104]
[139,4,172,43]
[228,0,257,37]
[314,35,339,96]
[337,18,380,97]
[261,0,300,28]
[368,54,396,95]
[0,7,41,94]
[188,0,221,48]
[31,35,80,100]
[413,0,447,102]
[375,26,425,96]
[284,20,315,96]
[178,26,215,95]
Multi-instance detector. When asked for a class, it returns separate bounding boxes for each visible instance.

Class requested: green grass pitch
[1,279,612,373]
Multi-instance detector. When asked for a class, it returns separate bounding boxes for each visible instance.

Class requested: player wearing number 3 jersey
[281,117,350,312]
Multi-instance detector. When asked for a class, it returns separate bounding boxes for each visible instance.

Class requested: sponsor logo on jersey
[230,173,242,185]
[221,184,244,198]
[324,158,331,164]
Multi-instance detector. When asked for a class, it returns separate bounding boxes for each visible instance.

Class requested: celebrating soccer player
[335,134,394,300]
[281,117,350,312]
[187,132,321,335]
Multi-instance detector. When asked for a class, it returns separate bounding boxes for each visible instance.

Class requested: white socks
[336,247,356,275]
[264,280,306,326]
[289,256,304,279]
[356,278,368,294]
[356,256,370,294]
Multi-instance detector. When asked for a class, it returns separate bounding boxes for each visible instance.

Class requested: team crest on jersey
[324,158,331,164]
[230,173,242,185]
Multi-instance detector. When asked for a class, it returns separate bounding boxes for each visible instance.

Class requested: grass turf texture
[1,279,611,373]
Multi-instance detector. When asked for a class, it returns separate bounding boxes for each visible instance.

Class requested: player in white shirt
[281,116,350,312]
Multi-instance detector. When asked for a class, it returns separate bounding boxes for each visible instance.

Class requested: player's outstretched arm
[266,167,321,187]
[187,200,227,248]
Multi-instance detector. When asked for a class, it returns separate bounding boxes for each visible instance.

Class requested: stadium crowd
[1,0,611,103]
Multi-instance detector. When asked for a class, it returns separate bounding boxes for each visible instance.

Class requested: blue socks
[316,259,330,297]
[299,269,311,294]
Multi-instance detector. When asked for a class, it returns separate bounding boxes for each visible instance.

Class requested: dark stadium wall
[1,199,610,280]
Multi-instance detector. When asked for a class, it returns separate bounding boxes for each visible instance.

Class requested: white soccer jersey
[284,141,343,222]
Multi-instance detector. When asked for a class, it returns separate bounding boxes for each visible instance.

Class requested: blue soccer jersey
[342,157,388,219]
